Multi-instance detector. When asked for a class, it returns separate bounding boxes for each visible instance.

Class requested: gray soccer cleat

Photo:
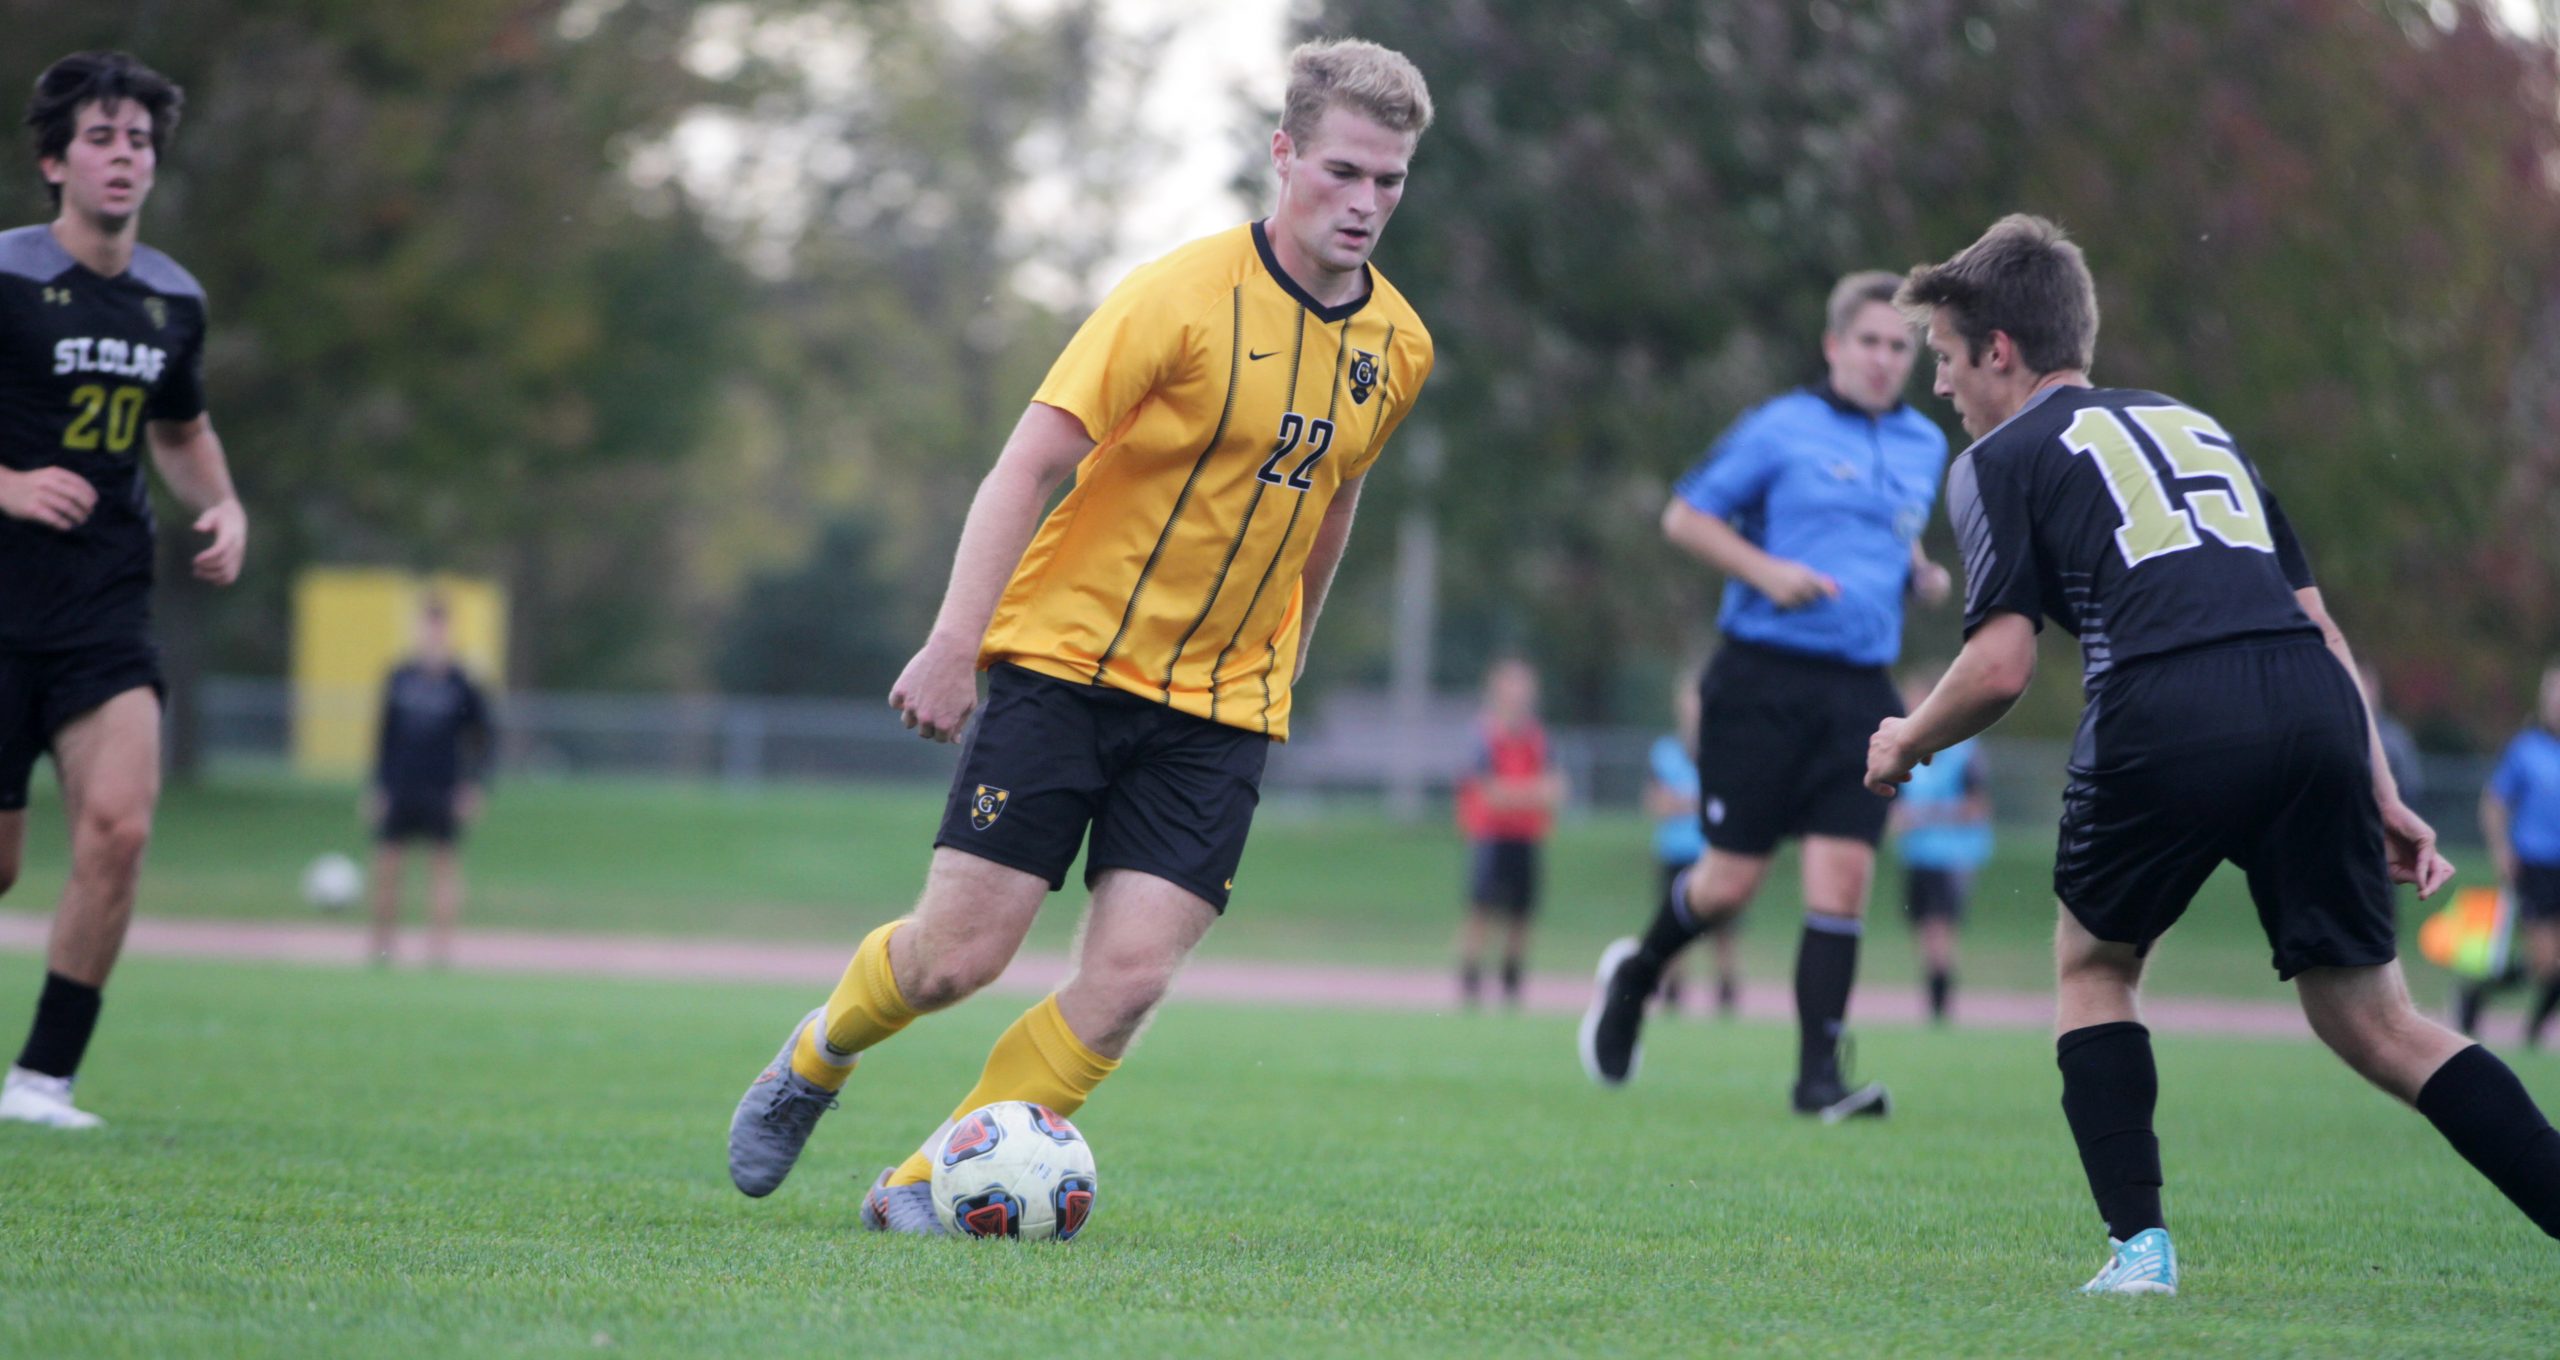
[861,1167,949,1235]
[727,1007,845,1198]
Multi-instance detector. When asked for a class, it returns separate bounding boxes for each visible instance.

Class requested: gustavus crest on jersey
[969,785,1010,831]
[1348,349,1380,405]
[144,296,168,330]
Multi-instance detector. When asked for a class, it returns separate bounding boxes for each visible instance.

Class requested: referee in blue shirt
[1581,272,1951,1119]
[2478,661,2560,1045]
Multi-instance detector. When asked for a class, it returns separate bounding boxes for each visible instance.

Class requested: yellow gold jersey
[982,221,1434,740]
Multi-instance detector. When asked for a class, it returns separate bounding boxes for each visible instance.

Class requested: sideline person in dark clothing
[367,597,493,967]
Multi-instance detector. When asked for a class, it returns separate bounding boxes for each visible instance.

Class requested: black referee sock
[16,971,103,1080]
[1927,970,1953,1022]
[2057,1021,2165,1241]
[1795,916,1861,1085]
[2528,980,2560,1047]
[2416,1043,2560,1239]
[1634,866,1701,970]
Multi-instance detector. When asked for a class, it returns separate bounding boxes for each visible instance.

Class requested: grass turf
[0,955,2552,1358]
[1,771,2498,1002]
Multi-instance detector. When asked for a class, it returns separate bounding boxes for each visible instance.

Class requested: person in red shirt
[1455,658,1565,1005]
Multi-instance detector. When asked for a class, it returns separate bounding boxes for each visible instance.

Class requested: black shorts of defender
[1693,640,1902,856]
[1903,866,1970,924]
[0,638,164,812]
[2517,863,2560,925]
[1468,839,1540,919]
[933,664,1269,912]
[376,793,461,845]
[2055,635,2397,980]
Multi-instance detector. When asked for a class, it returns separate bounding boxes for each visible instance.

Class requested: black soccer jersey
[0,225,209,650]
[373,662,494,797]
[1949,386,2318,689]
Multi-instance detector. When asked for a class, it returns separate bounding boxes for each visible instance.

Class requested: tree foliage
[1307,0,2560,736]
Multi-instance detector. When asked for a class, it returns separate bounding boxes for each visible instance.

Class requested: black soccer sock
[1499,956,1523,1004]
[15,971,104,1080]
[1928,970,1953,1022]
[2417,1044,2560,1238]
[1634,866,1702,969]
[2528,979,2560,1047]
[1794,916,1862,1085]
[2057,1021,2165,1241]
[1458,964,1481,1004]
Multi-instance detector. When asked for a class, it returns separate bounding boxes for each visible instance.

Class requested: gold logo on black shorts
[969,785,1010,831]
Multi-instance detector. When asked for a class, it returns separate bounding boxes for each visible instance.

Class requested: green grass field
[1,954,2551,1358]
[6,770,2493,1002]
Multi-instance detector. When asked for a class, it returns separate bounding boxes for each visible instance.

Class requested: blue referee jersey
[1675,383,1948,668]
[2492,727,2560,866]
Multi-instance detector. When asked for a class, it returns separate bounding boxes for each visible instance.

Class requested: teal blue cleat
[2080,1227,2177,1295]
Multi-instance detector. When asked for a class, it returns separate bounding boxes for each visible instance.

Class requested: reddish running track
[0,911,2517,1044]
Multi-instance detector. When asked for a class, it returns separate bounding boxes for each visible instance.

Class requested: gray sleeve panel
[0,225,72,282]
[128,245,206,300]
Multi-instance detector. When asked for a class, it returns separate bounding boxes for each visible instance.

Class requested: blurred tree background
[3,0,2554,749]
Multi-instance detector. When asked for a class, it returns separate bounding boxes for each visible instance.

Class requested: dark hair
[26,51,183,209]
[1896,214,2098,375]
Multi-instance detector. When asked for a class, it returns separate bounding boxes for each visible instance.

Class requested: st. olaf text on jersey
[52,336,169,384]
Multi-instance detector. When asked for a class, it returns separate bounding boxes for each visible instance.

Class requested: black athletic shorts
[1904,866,1970,924]
[1468,838,1540,918]
[2516,862,2560,924]
[933,664,1269,912]
[376,791,460,845]
[0,637,164,812]
[2055,635,2396,980]
[1694,640,1902,855]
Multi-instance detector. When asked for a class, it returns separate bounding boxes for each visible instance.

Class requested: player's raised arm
[1661,495,1837,608]
[1865,611,2036,796]
[888,402,1095,743]
[145,412,246,586]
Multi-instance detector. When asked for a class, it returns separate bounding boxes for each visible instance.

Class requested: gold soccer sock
[789,920,917,1091]
[885,993,1118,1185]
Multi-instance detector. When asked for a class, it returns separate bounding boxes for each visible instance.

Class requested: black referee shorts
[1693,640,1902,856]
[933,664,1269,912]
[2055,635,2397,980]
[0,637,164,812]
[2515,862,2560,925]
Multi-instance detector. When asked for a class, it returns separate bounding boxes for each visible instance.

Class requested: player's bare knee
[74,805,153,868]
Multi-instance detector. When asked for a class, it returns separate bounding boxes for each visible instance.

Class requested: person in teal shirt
[1890,672,1992,1023]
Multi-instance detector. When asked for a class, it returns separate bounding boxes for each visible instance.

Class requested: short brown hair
[1281,39,1433,147]
[1897,214,2099,374]
[1825,271,1903,337]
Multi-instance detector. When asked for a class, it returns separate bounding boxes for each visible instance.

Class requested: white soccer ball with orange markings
[928,1100,1098,1241]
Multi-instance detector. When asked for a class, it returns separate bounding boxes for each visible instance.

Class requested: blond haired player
[726,39,1436,1234]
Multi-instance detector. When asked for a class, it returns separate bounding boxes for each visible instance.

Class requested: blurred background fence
[198,676,2497,841]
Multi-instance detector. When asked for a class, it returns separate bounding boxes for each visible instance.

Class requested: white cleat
[0,1066,103,1129]
[2080,1227,2178,1296]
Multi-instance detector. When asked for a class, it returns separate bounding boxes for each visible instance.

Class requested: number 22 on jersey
[2062,404,2275,568]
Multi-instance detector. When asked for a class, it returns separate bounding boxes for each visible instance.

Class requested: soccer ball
[301,852,363,912]
[929,1100,1098,1241]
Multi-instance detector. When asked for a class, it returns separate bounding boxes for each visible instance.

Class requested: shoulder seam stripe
[1093,285,1242,685]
